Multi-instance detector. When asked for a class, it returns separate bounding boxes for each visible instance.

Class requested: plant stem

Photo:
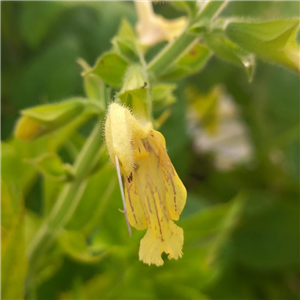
[147,1,228,78]
[27,121,104,270]
[195,1,228,22]
[147,32,197,79]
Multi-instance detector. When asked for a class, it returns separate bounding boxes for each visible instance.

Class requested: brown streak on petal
[146,194,153,214]
[170,177,178,213]
[127,172,133,183]
[126,183,138,224]
[152,191,164,242]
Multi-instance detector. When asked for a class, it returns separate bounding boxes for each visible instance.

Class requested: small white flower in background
[186,86,253,171]
[134,1,187,47]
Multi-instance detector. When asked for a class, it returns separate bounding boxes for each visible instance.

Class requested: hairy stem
[195,1,228,22]
[147,32,197,78]
[147,1,228,78]
[27,121,104,270]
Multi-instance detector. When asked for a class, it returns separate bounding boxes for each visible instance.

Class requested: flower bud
[14,99,85,141]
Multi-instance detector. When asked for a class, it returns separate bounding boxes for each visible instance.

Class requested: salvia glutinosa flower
[105,102,187,266]
[134,1,186,47]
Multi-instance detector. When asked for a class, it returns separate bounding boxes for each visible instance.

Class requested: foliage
[1,1,299,300]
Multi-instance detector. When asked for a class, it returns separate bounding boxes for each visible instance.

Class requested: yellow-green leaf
[87,52,129,88]
[59,231,108,264]
[1,181,27,300]
[225,19,300,72]
[112,19,139,62]
[204,32,255,81]
[152,84,176,109]
[160,44,211,80]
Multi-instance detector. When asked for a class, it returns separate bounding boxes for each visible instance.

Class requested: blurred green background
[1,1,299,300]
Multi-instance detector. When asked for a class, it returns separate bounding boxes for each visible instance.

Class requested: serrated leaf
[225,19,300,72]
[204,32,255,81]
[87,52,129,88]
[160,43,211,80]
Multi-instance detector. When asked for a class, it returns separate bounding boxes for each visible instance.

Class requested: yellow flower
[134,1,187,47]
[105,103,187,266]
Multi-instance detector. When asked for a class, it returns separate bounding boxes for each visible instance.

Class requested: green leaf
[59,231,108,264]
[119,65,147,94]
[1,181,27,300]
[231,191,300,269]
[15,99,87,141]
[66,164,116,234]
[43,179,64,216]
[151,84,176,109]
[25,210,43,245]
[25,153,73,181]
[181,198,238,247]
[21,99,85,126]
[181,204,227,244]
[3,113,91,198]
[112,19,139,62]
[204,32,255,81]
[59,273,117,300]
[1,138,48,192]
[160,44,211,80]
[225,19,300,72]
[84,75,106,103]
[87,52,129,88]
[78,58,107,108]
[118,65,150,119]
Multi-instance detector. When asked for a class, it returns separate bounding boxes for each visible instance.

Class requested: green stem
[147,31,197,78]
[27,121,104,269]
[195,1,228,22]
[147,1,228,78]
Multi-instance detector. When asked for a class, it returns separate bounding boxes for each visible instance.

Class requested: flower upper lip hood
[105,102,187,266]
[105,102,152,178]
[134,1,187,47]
